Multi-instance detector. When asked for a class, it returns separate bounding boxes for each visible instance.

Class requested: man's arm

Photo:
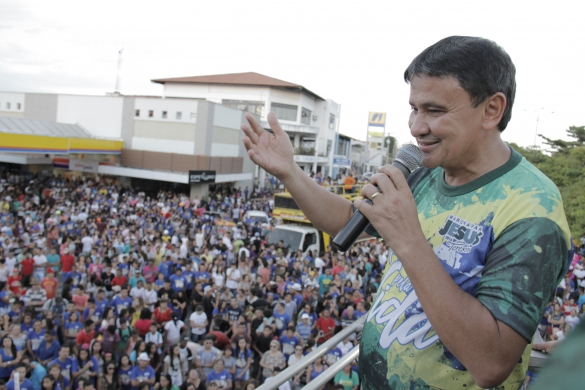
[242,113,352,237]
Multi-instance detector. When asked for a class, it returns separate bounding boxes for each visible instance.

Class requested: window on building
[337,137,351,156]
[329,114,335,130]
[162,111,168,119]
[6,103,10,110]
[148,110,154,118]
[222,100,264,116]
[190,112,197,121]
[135,109,140,117]
[17,103,22,110]
[176,111,182,120]
[301,108,311,125]
[271,103,297,121]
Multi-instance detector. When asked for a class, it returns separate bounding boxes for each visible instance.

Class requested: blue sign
[333,157,351,166]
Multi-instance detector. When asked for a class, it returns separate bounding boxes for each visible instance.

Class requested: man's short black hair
[404,36,516,132]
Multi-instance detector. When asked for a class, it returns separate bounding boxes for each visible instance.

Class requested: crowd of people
[0,169,580,390]
[0,173,386,390]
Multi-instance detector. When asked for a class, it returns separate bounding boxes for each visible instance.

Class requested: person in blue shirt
[169,268,186,294]
[206,359,232,390]
[0,335,19,382]
[195,264,211,287]
[63,265,83,287]
[183,263,196,294]
[48,345,76,384]
[94,289,109,313]
[26,320,45,359]
[110,287,133,316]
[6,364,34,390]
[279,327,301,360]
[36,332,60,367]
[130,353,156,390]
[273,303,291,337]
[324,346,343,366]
[63,312,83,343]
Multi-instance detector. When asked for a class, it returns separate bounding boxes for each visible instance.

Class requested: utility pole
[114,48,124,94]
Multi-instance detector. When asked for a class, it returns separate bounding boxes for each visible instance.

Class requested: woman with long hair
[64,311,83,341]
[146,342,161,374]
[0,334,20,382]
[305,356,329,390]
[73,346,98,386]
[180,369,205,390]
[97,361,119,390]
[164,343,185,386]
[131,298,145,326]
[89,340,105,375]
[41,375,57,390]
[155,372,180,390]
[129,340,146,365]
[164,313,186,350]
[118,355,133,390]
[134,308,153,337]
[49,364,70,390]
[233,337,252,389]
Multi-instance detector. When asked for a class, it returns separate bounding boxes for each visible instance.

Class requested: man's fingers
[369,172,396,195]
[241,122,259,145]
[267,112,287,138]
[354,198,374,219]
[377,165,409,191]
[360,184,380,200]
[244,112,265,138]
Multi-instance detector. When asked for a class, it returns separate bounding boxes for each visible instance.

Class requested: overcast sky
[1,0,584,148]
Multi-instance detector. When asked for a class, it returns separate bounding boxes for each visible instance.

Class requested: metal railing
[256,316,365,390]
[255,316,548,389]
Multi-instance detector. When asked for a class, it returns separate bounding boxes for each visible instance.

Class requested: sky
[1,0,584,149]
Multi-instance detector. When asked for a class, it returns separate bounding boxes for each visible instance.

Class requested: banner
[189,170,216,183]
[368,112,386,127]
[68,159,99,173]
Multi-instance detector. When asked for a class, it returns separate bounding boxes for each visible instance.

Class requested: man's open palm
[241,112,296,182]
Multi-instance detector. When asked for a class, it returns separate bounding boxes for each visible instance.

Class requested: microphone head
[394,144,423,173]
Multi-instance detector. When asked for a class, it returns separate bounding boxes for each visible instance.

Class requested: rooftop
[151,72,324,100]
[0,116,92,138]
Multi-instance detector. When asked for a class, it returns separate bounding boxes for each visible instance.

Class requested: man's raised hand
[241,112,296,182]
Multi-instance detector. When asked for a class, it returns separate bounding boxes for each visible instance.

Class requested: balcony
[294,146,315,156]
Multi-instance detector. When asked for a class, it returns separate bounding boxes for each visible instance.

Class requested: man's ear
[482,92,506,131]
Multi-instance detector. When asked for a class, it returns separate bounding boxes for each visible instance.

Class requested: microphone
[331,144,423,252]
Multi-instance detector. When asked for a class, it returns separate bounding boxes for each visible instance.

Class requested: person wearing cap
[295,314,312,344]
[130,352,156,390]
[23,277,46,314]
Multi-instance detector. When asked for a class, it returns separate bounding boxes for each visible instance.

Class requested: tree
[511,127,585,235]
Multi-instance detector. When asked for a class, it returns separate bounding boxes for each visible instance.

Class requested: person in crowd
[259,340,285,382]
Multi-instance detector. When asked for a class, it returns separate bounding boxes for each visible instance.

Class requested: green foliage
[512,126,585,235]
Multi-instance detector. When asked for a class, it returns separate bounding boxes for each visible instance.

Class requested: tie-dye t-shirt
[358,148,572,390]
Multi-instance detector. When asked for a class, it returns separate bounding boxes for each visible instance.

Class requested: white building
[151,72,341,177]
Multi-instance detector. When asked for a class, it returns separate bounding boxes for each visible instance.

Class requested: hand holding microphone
[332,145,423,252]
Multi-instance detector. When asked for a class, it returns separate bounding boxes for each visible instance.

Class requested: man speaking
[241,36,571,389]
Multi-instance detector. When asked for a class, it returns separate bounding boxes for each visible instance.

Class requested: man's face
[14,367,26,382]
[409,74,486,171]
[59,347,69,360]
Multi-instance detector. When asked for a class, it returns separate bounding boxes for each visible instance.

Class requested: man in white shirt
[189,305,208,342]
[81,233,94,254]
[142,282,158,311]
[32,248,47,281]
[130,281,146,300]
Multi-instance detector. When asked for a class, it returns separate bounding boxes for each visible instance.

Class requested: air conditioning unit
[312,115,318,121]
